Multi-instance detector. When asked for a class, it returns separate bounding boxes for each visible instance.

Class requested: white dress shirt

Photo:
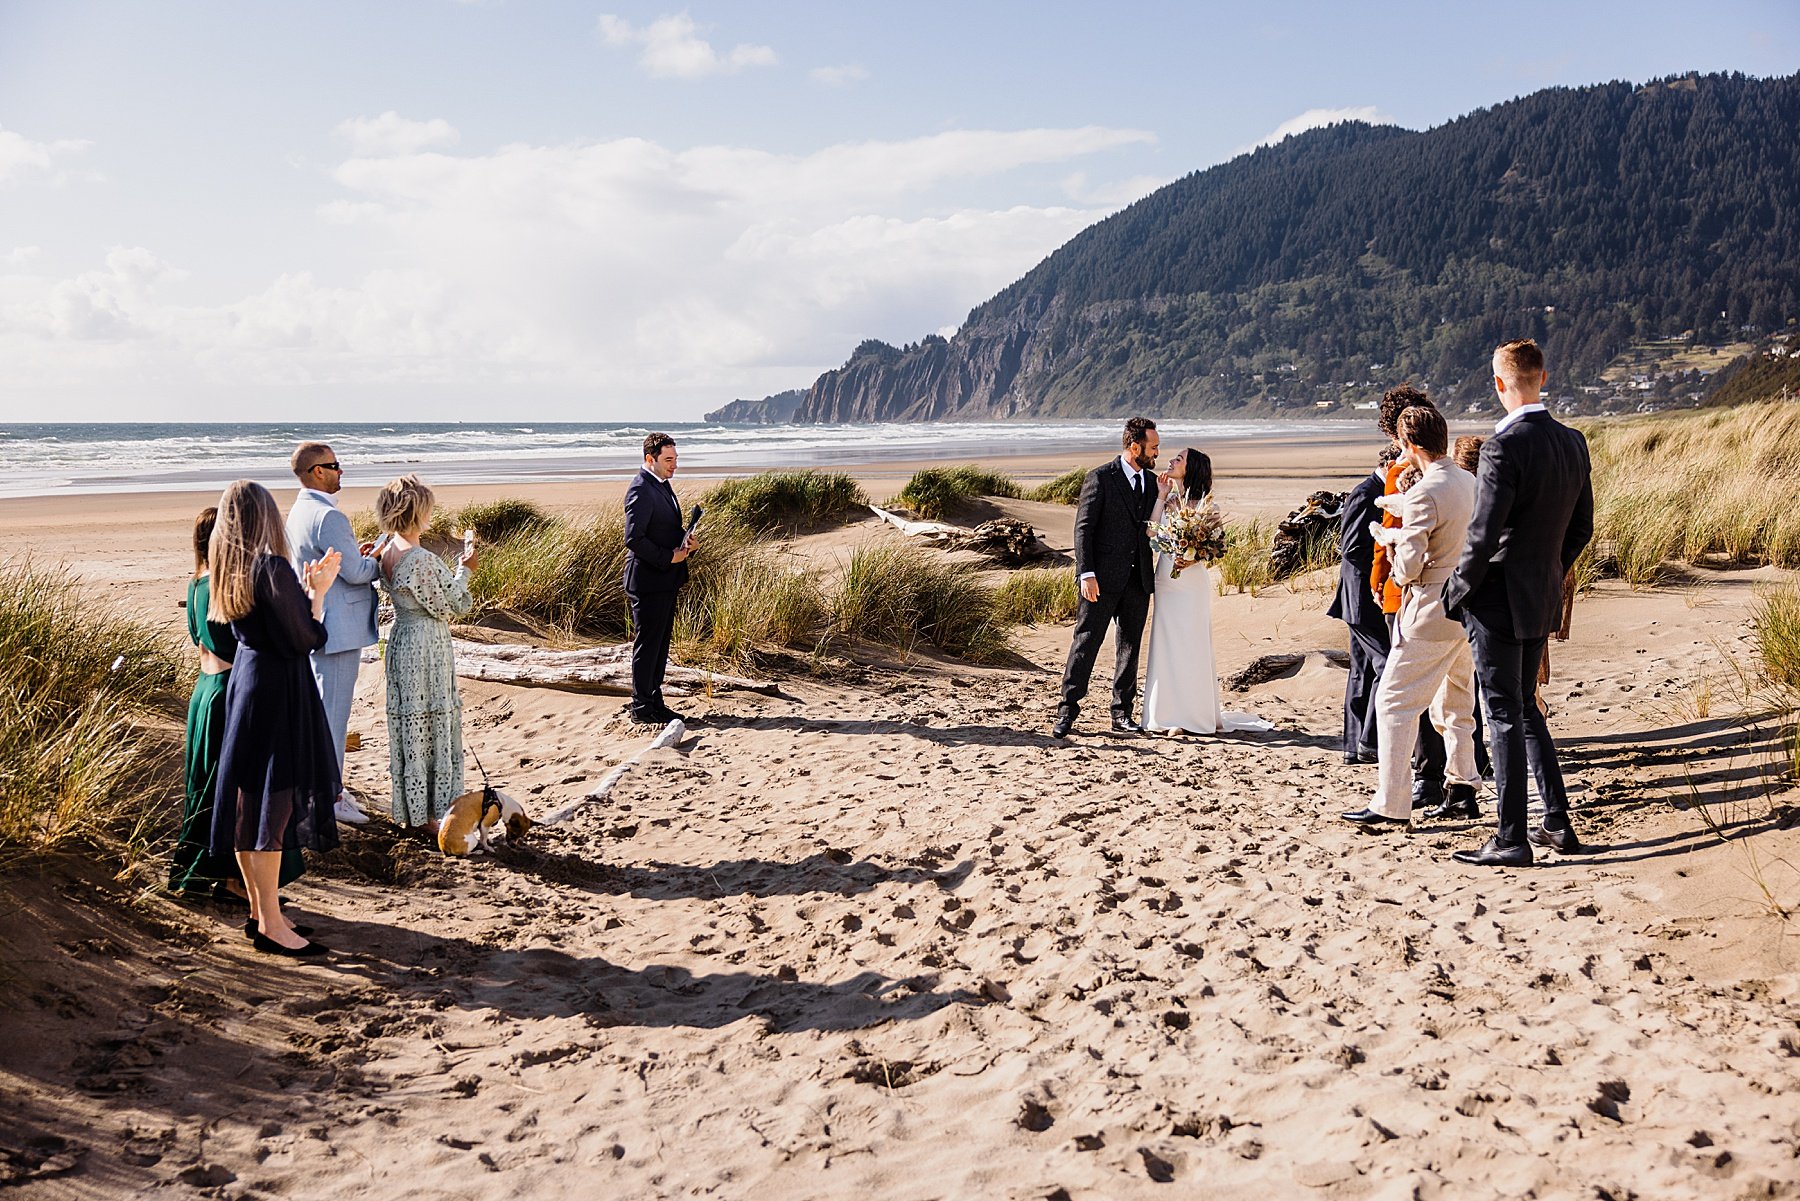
[1495,401,1546,433]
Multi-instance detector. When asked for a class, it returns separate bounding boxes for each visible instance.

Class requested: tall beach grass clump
[1752,584,1800,696]
[0,560,185,857]
[1580,400,1800,584]
[467,510,632,639]
[1028,467,1087,505]
[994,567,1079,625]
[1216,519,1276,594]
[831,544,1013,662]
[893,465,1024,520]
[700,470,867,533]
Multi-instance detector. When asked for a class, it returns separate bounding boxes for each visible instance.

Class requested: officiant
[623,432,698,724]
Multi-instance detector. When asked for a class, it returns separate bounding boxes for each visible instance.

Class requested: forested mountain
[793,72,1800,422]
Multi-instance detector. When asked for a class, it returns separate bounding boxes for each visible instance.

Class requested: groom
[1052,417,1159,738]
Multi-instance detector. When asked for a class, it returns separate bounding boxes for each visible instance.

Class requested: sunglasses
[313,462,343,473]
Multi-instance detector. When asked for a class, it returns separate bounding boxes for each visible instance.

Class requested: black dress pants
[1342,616,1388,757]
[1466,612,1569,846]
[1058,573,1152,721]
[628,588,679,716]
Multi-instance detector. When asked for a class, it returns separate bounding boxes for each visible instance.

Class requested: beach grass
[1752,584,1800,695]
[441,498,552,544]
[893,465,1025,520]
[0,560,184,858]
[994,567,1079,625]
[700,470,868,533]
[1027,467,1087,506]
[1581,400,1800,583]
[467,510,632,640]
[830,544,1013,662]
[677,554,827,668]
[1217,520,1277,595]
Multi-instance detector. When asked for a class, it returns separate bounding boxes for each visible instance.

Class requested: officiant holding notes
[624,432,698,725]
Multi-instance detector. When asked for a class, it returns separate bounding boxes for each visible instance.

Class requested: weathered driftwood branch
[868,503,963,539]
[451,640,778,696]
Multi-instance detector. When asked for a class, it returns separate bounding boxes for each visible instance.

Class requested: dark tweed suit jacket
[1327,467,1387,633]
[1073,457,1156,596]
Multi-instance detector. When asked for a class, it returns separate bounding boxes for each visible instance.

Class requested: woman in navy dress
[208,480,343,957]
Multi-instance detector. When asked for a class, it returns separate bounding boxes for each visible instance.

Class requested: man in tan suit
[1342,406,1481,829]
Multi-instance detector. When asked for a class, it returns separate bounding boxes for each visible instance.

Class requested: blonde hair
[207,481,291,623]
[375,474,435,536]
[1493,338,1545,390]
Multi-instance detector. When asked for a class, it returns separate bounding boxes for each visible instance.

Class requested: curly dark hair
[642,432,676,459]
[1377,385,1434,439]
[1122,416,1157,450]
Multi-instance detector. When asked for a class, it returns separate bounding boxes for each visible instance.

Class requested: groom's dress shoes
[1411,779,1444,811]
[1050,714,1074,739]
[1528,822,1583,854]
[1424,783,1480,821]
[1111,716,1143,735]
[1451,837,1533,867]
[1341,808,1409,831]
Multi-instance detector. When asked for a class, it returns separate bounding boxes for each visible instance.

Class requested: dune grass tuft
[994,568,1079,625]
[1216,520,1276,595]
[893,465,1024,520]
[831,544,1013,662]
[700,470,868,533]
[1752,584,1800,695]
[440,498,551,544]
[1028,467,1087,506]
[0,560,185,857]
[466,510,632,639]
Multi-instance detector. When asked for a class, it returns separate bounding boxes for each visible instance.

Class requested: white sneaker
[334,796,370,825]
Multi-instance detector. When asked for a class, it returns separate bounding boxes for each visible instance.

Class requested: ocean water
[0,419,1360,499]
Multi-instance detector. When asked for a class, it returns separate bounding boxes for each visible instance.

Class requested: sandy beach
[4,431,1799,1199]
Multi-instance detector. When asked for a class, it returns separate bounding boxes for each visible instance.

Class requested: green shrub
[831,545,1013,662]
[700,470,867,532]
[893,465,1024,520]
[994,568,1079,625]
[1028,467,1087,505]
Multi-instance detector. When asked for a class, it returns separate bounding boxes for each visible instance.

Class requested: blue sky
[0,0,1794,421]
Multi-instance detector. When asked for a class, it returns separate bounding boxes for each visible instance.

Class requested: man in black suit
[1328,444,1395,763]
[1444,339,1594,866]
[624,432,698,724]
[1052,417,1160,738]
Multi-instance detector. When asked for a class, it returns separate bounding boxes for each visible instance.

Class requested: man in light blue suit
[286,441,381,825]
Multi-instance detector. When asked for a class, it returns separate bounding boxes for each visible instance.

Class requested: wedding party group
[169,444,480,957]
[1054,338,1594,869]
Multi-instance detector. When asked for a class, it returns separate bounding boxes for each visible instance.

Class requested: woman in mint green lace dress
[374,475,477,830]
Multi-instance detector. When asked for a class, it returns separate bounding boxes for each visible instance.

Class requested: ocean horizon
[0,419,1364,499]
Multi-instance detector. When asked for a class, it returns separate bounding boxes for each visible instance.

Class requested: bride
[1142,448,1272,736]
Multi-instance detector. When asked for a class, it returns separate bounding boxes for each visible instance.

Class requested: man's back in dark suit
[1445,345,1595,864]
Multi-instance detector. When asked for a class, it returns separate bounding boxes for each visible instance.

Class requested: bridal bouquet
[1149,495,1227,578]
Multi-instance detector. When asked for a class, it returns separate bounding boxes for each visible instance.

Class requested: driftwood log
[868,505,1052,565]
[451,640,778,696]
[1268,490,1346,580]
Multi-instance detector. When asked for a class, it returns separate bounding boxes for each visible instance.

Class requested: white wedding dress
[1142,551,1273,735]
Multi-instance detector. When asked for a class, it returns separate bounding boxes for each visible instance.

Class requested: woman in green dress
[375,475,477,832]
[169,507,301,901]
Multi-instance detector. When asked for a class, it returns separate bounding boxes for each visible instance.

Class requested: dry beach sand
[3,434,1799,1199]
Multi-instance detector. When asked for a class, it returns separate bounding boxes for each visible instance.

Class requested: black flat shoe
[1341,807,1409,831]
[250,931,329,958]
[1528,823,1583,854]
[1343,751,1377,765]
[1451,837,1532,867]
[1111,716,1143,735]
[244,919,313,939]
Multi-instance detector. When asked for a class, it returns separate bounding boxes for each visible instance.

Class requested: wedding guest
[286,442,380,825]
[375,475,476,831]
[210,481,341,956]
[624,433,699,724]
[1369,387,1452,810]
[1328,443,1398,764]
[1452,436,1484,473]
[1445,338,1594,866]
[1343,407,1481,830]
[1053,417,1160,738]
[1451,434,1495,777]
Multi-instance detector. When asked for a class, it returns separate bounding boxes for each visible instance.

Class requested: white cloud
[0,124,1156,410]
[809,64,868,87]
[1240,105,1395,154]
[0,125,92,186]
[598,12,776,79]
[335,112,461,157]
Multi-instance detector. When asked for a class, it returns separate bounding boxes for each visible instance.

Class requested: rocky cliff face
[703,389,805,424]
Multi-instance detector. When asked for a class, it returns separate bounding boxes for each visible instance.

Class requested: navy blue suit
[1328,466,1389,757]
[623,467,690,716]
[1446,409,1594,846]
